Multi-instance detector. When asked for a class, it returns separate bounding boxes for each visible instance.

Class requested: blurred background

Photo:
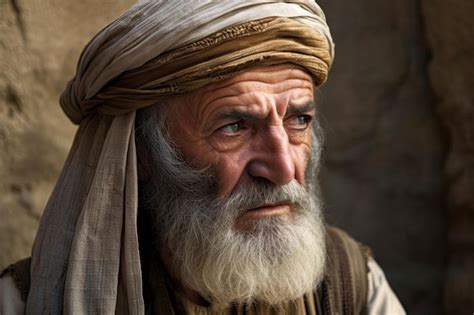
[0,1,472,314]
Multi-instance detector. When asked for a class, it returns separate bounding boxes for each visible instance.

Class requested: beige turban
[28,1,334,313]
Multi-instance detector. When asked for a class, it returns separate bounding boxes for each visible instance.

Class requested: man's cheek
[214,155,248,198]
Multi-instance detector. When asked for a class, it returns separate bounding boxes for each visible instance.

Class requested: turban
[28,1,334,313]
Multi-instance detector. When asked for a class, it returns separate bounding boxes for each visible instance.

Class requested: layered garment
[2,227,372,314]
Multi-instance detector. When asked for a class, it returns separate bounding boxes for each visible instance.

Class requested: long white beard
[157,179,326,305]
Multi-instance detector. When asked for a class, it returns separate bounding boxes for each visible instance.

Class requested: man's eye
[288,115,312,129]
[219,121,244,135]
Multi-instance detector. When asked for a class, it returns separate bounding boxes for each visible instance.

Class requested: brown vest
[1,226,370,314]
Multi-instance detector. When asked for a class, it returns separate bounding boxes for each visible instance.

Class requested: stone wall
[422,0,474,313]
[316,1,446,314]
[0,0,134,269]
[0,1,472,314]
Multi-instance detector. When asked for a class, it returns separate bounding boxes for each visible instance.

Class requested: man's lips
[235,203,291,229]
[246,203,291,216]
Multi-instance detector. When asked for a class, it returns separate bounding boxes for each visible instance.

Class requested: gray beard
[136,107,326,305]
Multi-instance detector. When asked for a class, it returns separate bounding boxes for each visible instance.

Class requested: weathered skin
[167,64,316,230]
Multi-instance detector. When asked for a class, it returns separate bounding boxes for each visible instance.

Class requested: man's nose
[246,126,295,186]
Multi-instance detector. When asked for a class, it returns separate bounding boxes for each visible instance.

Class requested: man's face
[166,64,315,230]
[137,64,325,305]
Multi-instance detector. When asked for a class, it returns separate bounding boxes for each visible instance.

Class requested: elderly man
[0,1,405,314]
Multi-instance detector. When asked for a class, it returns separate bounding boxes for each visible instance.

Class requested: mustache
[220,178,310,219]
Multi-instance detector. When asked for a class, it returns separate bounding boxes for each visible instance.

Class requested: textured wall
[422,0,474,313]
[0,0,134,269]
[316,1,446,314]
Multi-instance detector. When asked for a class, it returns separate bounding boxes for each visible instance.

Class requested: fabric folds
[78,17,331,118]
[27,1,334,313]
[59,0,334,124]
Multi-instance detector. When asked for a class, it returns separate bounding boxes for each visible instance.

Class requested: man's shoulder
[324,225,371,313]
[325,226,406,315]
[0,258,29,314]
[325,225,372,272]
[0,257,31,300]
[326,225,372,256]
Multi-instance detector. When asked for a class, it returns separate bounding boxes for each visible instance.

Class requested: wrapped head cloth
[28,1,334,313]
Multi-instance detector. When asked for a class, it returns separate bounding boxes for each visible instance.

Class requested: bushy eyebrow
[215,109,264,122]
[215,101,316,122]
[287,101,316,115]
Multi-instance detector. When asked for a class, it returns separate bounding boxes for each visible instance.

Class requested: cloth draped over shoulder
[27,1,335,313]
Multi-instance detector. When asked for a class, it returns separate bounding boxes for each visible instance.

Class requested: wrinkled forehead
[170,64,315,114]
